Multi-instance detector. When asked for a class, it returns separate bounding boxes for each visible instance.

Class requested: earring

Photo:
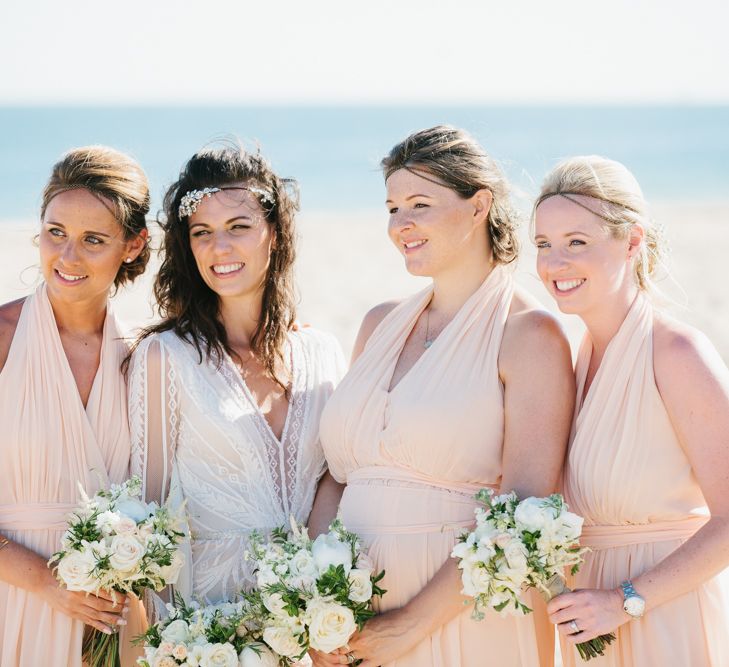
[124,257,133,264]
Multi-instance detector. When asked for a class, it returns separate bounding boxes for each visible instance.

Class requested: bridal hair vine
[179,185,275,218]
[179,187,220,218]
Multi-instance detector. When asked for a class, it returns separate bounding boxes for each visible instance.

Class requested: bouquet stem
[82,627,120,667]
[542,576,616,662]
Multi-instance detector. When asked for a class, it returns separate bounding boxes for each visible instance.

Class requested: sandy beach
[3,200,726,363]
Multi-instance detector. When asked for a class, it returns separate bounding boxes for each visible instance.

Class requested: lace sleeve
[129,336,180,506]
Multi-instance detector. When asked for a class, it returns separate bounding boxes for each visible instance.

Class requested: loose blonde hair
[534,155,666,291]
[41,145,151,288]
[381,125,520,265]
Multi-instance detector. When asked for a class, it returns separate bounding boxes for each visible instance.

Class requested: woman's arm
[548,321,729,645]
[312,309,575,667]
[307,471,345,538]
[0,535,128,634]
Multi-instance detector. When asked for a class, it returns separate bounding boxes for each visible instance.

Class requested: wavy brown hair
[130,143,299,387]
[381,125,520,265]
[42,145,151,287]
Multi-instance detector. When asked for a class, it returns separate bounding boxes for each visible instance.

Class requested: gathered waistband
[346,466,495,497]
[0,503,77,531]
[581,515,709,550]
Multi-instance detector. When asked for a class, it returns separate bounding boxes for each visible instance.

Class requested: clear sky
[3,0,728,105]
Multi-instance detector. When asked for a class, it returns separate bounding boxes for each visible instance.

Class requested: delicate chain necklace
[424,304,435,349]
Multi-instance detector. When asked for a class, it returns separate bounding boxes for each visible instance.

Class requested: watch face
[624,595,646,617]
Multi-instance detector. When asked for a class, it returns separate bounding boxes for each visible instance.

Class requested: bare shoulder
[351,299,402,363]
[0,298,27,373]
[652,311,728,395]
[502,287,569,355]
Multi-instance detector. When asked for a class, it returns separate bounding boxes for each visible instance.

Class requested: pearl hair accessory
[178,185,275,218]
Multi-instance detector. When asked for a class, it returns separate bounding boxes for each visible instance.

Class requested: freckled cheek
[535,254,550,285]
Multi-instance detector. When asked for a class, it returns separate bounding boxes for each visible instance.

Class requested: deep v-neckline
[220,340,296,445]
[386,291,436,394]
[44,294,105,414]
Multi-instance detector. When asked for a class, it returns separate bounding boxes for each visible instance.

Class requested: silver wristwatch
[620,580,646,618]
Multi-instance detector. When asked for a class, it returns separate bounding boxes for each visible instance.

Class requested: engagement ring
[569,620,580,634]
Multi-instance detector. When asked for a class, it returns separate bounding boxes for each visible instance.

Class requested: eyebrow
[189,215,252,229]
[44,220,113,238]
[385,193,434,204]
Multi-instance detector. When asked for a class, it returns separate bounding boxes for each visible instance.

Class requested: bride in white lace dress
[127,145,345,608]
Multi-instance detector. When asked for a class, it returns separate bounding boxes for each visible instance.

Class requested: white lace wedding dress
[128,327,345,607]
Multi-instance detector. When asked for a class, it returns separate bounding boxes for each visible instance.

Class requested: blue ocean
[1,106,728,221]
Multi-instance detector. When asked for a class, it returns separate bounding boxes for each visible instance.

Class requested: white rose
[262,624,302,659]
[108,534,145,573]
[201,643,238,667]
[311,533,352,575]
[56,549,98,592]
[502,540,529,574]
[514,497,548,533]
[158,550,185,586]
[461,561,491,597]
[161,619,190,645]
[262,592,291,619]
[115,497,152,523]
[289,549,317,578]
[347,569,373,603]
[306,599,356,654]
[238,643,279,667]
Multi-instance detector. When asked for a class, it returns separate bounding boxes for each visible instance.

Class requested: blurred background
[1,0,728,360]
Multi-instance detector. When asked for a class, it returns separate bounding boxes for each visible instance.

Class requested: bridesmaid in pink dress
[312,126,575,667]
[0,147,150,666]
[534,156,729,666]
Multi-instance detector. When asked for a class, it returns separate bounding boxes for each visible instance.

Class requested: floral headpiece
[178,185,275,218]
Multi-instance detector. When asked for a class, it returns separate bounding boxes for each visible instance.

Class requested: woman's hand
[547,588,627,644]
[309,607,422,667]
[37,572,129,635]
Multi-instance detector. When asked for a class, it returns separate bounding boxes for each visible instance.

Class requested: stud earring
[124,257,133,264]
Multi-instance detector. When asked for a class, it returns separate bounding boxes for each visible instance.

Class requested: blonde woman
[314,126,574,667]
[534,156,729,666]
[0,147,150,666]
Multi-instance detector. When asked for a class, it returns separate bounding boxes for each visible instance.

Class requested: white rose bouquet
[247,518,385,664]
[451,490,615,661]
[136,595,276,667]
[49,476,186,667]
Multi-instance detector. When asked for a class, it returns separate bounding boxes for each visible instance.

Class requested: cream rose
[238,643,279,667]
[152,655,177,667]
[57,548,98,592]
[201,643,239,667]
[172,643,188,661]
[157,550,184,585]
[306,599,356,654]
[262,624,302,658]
[108,534,145,573]
[347,568,373,603]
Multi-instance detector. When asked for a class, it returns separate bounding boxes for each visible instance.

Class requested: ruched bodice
[0,284,133,666]
[320,267,554,667]
[561,295,729,667]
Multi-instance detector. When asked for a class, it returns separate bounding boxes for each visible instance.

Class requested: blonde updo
[41,145,151,288]
[382,125,520,265]
[534,155,666,291]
